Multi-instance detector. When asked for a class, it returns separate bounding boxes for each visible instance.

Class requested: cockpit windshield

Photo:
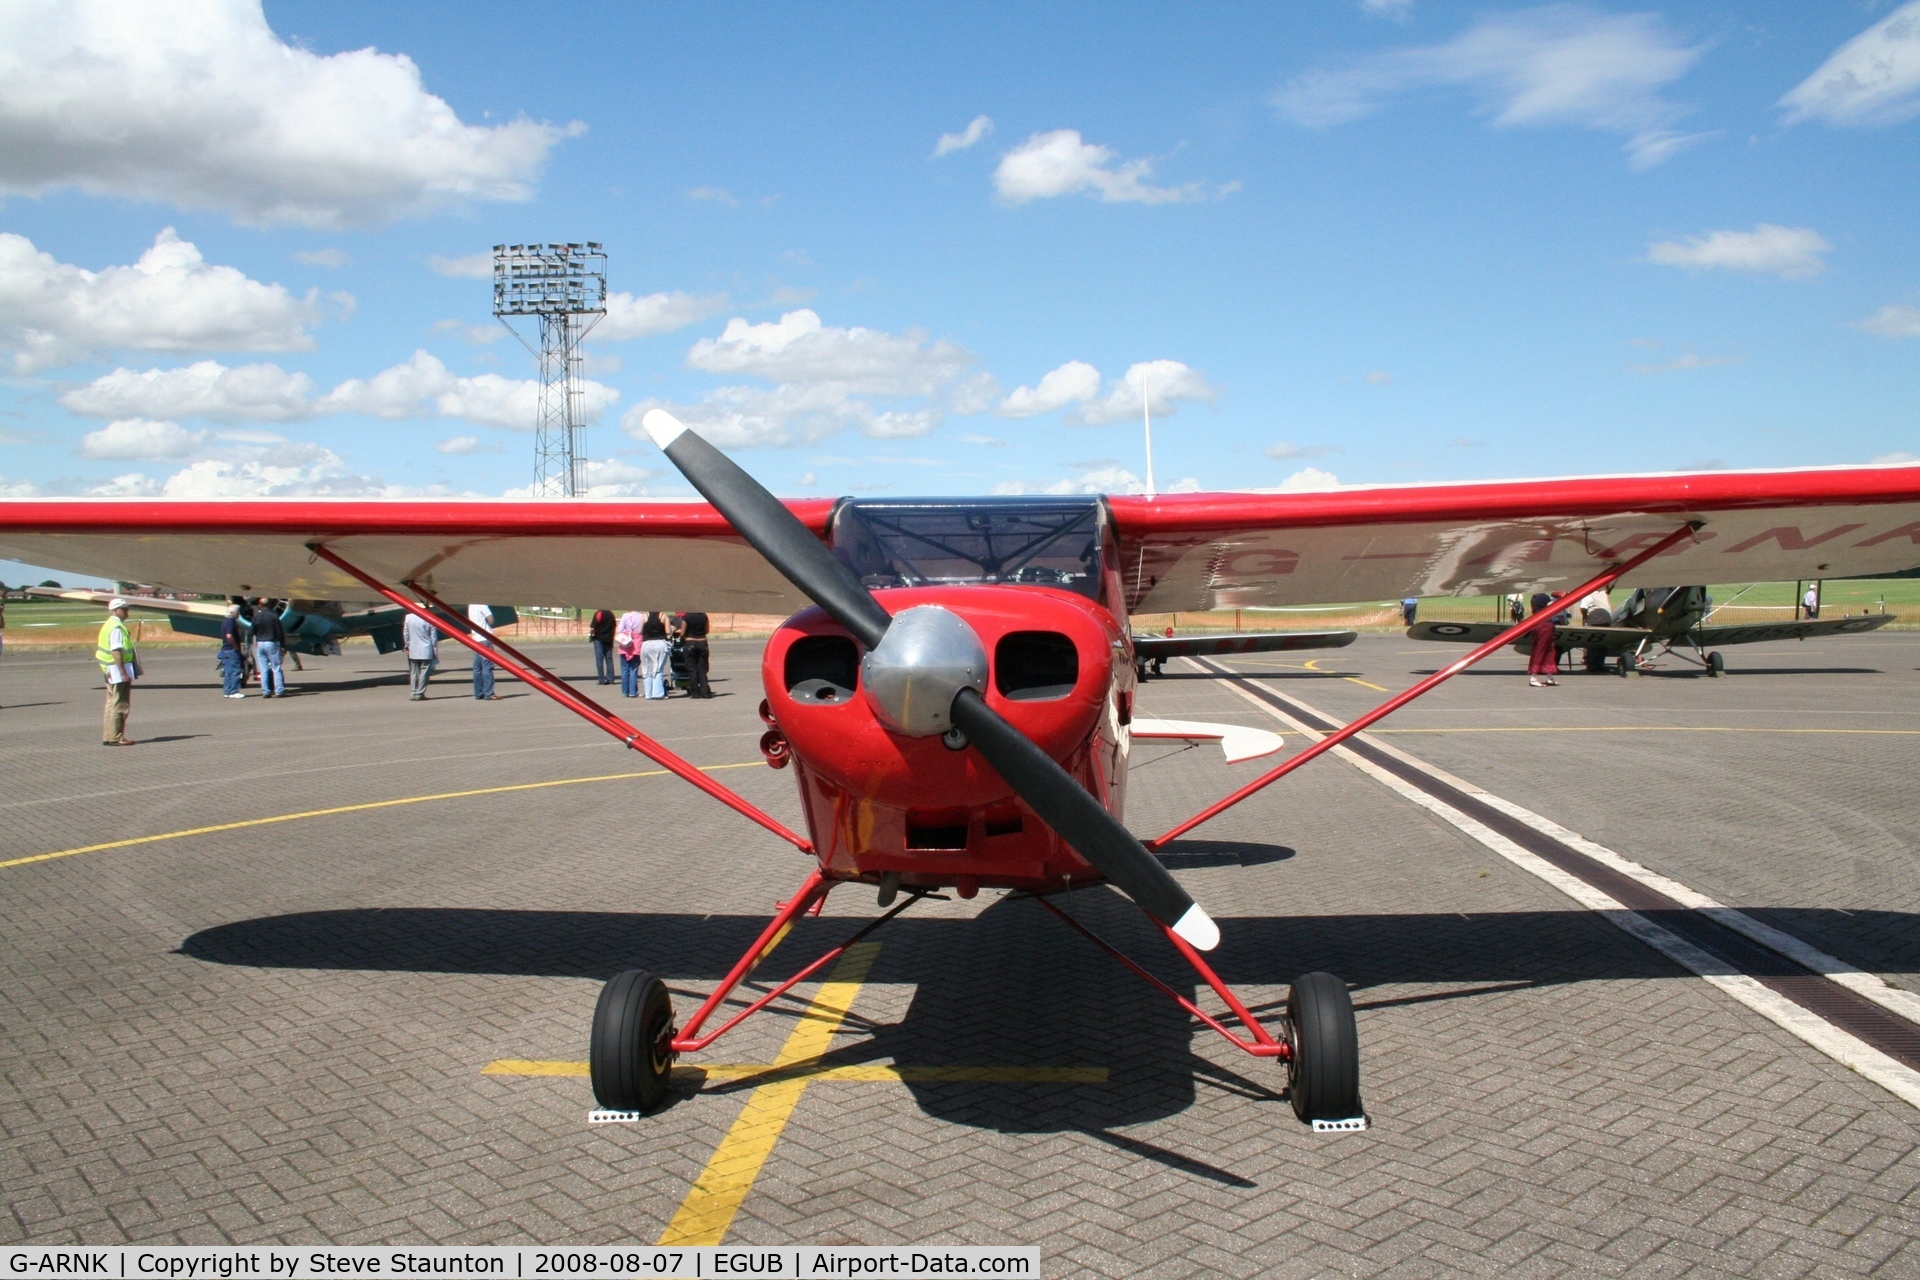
[831,498,1105,600]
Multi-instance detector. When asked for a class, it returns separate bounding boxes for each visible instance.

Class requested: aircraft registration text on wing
[4,439,1918,1130]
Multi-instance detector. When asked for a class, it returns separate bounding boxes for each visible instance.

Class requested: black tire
[591,969,675,1112]
[1706,651,1725,677]
[1617,653,1635,677]
[1286,971,1361,1124]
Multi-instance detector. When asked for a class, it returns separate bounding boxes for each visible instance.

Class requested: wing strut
[308,543,813,855]
[1147,522,1701,848]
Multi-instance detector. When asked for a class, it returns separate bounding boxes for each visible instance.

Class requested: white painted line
[1192,660,1920,1113]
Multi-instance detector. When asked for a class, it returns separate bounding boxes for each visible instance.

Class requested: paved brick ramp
[1,638,1917,1274]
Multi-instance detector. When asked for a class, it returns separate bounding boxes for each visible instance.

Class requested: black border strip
[1200,660,1920,1072]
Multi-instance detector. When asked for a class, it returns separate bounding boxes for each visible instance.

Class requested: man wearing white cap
[95,597,138,745]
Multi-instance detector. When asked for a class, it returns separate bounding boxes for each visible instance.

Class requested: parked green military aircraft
[27,588,516,656]
[1408,585,1895,676]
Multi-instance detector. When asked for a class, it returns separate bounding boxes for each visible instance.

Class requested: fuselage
[1617,585,1710,637]
[755,496,1138,896]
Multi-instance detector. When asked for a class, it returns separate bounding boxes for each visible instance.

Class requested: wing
[0,498,834,610]
[1108,464,1920,611]
[1131,630,1356,658]
[1694,614,1898,646]
[5,463,1919,612]
[25,586,231,618]
[1406,620,1642,652]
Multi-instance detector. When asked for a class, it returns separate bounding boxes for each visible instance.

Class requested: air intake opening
[995,631,1079,701]
[906,810,970,850]
[784,635,859,704]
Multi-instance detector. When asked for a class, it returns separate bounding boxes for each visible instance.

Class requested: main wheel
[1617,653,1636,677]
[1706,651,1725,677]
[1286,971,1361,1124]
[591,969,675,1112]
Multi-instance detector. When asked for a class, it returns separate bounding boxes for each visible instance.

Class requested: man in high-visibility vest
[96,597,138,745]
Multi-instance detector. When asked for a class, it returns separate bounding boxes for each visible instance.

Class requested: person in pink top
[615,610,645,698]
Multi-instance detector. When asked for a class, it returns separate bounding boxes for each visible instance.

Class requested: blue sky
[2,0,1917,561]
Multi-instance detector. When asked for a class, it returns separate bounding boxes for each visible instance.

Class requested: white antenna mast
[1142,370,1157,498]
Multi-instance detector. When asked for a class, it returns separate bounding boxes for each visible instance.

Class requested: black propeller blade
[641,410,1219,950]
[644,412,890,649]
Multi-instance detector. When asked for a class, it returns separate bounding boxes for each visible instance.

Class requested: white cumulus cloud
[435,435,484,455]
[61,360,316,421]
[0,228,326,372]
[0,0,577,227]
[1265,442,1338,459]
[593,290,730,342]
[1270,467,1342,492]
[61,350,617,432]
[622,385,939,451]
[625,309,979,450]
[1275,6,1707,169]
[990,463,1202,496]
[1857,303,1920,337]
[1073,360,1219,426]
[1645,224,1831,279]
[75,418,213,461]
[1780,1,1920,127]
[993,130,1213,204]
[317,350,616,430]
[998,361,1101,417]
[934,115,995,157]
[687,309,972,397]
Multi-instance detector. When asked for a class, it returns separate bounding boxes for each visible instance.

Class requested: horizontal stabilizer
[1133,630,1356,659]
[1131,717,1286,763]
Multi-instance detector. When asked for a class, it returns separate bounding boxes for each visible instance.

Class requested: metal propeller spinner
[641,409,1220,951]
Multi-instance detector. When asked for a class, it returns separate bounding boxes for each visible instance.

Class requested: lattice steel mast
[493,243,607,497]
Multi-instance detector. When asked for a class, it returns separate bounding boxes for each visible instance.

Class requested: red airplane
[5,425,1918,1130]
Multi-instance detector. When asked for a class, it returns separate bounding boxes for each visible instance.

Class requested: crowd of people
[589,609,713,699]
[395,605,714,704]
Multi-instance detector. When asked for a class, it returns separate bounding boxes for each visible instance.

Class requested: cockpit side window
[831,499,1106,601]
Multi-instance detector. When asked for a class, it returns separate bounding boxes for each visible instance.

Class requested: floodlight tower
[493,243,607,497]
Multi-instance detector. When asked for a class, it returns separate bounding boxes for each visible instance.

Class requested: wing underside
[2,465,1917,612]
[1106,466,1920,613]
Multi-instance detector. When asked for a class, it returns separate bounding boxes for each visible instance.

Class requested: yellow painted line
[0,762,764,871]
[1369,726,1920,736]
[657,941,882,1246]
[482,1059,1107,1084]
[1296,657,1390,692]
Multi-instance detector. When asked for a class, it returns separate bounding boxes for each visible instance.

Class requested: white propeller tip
[1171,903,1220,951]
[641,409,689,450]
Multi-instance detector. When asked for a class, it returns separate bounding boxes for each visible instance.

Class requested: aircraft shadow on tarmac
[177,890,1920,1141]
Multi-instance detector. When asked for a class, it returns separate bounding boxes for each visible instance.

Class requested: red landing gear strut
[310,525,1696,1128]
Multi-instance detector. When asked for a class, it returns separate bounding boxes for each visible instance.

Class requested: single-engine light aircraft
[4,436,1919,1130]
[26,586,516,657]
[1409,583,1896,675]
